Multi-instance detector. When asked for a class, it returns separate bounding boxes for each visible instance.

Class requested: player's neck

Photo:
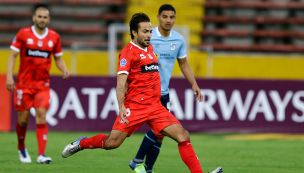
[132,40,146,49]
[34,25,46,36]
[158,26,170,38]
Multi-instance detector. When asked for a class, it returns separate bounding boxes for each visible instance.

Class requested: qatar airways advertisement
[10,76,304,133]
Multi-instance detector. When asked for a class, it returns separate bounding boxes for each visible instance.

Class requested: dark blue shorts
[160,94,170,112]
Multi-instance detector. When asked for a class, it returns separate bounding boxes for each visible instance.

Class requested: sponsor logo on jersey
[140,54,146,60]
[148,54,153,59]
[27,38,33,44]
[120,58,127,66]
[171,42,175,50]
[155,53,159,59]
[48,40,53,47]
[26,49,51,59]
[38,40,43,47]
[141,63,159,73]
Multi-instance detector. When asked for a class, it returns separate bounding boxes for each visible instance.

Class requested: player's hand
[6,78,15,92]
[192,84,203,102]
[118,105,129,124]
[63,69,70,79]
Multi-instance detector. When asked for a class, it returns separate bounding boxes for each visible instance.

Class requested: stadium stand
[202,0,304,52]
[125,0,204,46]
[0,0,126,47]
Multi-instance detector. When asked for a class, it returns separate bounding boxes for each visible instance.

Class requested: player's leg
[16,110,31,163]
[34,88,52,164]
[35,108,52,164]
[130,94,169,172]
[14,87,32,163]
[150,106,203,173]
[130,130,163,173]
[161,124,203,173]
[144,94,170,172]
[80,130,128,150]
[62,104,143,158]
[62,130,128,158]
[17,110,30,150]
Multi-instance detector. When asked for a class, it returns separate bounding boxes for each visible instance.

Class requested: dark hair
[158,4,176,15]
[129,12,150,39]
[33,4,49,15]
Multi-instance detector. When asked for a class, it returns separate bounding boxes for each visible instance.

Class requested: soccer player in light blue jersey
[129,4,223,173]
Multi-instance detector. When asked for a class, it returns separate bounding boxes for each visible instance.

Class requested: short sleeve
[117,49,133,75]
[54,34,63,57]
[10,30,23,52]
[177,37,187,59]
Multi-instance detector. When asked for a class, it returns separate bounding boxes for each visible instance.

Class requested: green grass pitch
[0,131,303,173]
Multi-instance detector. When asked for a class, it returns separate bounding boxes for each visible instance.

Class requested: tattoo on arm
[116,87,124,93]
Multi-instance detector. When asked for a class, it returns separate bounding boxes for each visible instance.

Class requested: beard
[35,22,46,30]
[137,37,150,48]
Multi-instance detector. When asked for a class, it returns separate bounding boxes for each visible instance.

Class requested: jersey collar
[31,25,49,39]
[130,41,147,52]
[155,26,172,38]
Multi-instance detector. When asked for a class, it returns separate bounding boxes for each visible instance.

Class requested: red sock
[16,123,27,150]
[80,134,108,149]
[178,140,203,173]
[36,124,48,156]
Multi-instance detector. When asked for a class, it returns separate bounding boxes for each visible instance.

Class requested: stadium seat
[62,0,127,5]
[200,43,304,53]
[0,0,42,3]
[204,1,304,9]
[0,0,126,47]
[202,0,304,52]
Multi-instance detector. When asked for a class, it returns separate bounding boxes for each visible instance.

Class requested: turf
[0,131,303,173]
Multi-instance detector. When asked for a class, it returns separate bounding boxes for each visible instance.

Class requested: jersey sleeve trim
[117,71,129,75]
[54,52,63,57]
[10,45,20,52]
[177,54,187,59]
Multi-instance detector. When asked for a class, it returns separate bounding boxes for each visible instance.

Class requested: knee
[35,113,46,124]
[180,129,190,142]
[18,121,28,127]
[18,116,29,127]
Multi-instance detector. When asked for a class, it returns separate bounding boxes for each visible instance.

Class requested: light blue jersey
[151,27,187,96]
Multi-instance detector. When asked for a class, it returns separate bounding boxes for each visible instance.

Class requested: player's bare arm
[54,56,70,79]
[177,58,203,101]
[116,74,129,124]
[124,82,128,95]
[6,50,19,92]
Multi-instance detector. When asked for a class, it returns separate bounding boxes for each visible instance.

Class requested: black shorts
[160,94,170,112]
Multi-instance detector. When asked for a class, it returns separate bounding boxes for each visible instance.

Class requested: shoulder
[48,28,60,37]
[15,27,31,40]
[148,44,154,52]
[151,27,159,39]
[120,43,135,57]
[171,29,185,41]
[17,26,31,35]
[22,26,32,32]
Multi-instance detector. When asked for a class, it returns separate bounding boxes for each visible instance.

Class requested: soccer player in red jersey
[6,5,69,164]
[62,12,219,173]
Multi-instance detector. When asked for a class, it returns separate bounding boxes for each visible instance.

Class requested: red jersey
[117,41,161,105]
[10,25,62,89]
